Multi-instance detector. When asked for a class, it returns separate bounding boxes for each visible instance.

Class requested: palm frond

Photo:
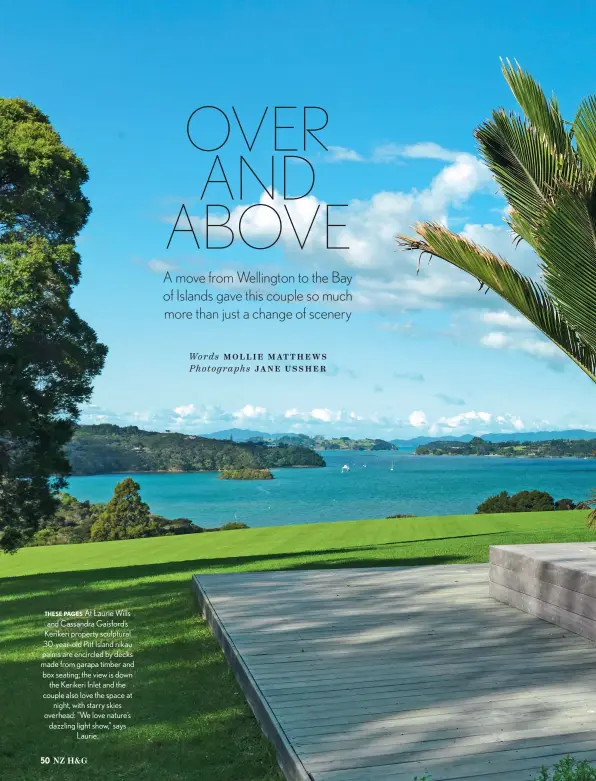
[573,95,596,175]
[537,183,596,350]
[583,488,596,528]
[501,59,573,157]
[475,113,555,234]
[396,223,596,383]
[475,111,580,241]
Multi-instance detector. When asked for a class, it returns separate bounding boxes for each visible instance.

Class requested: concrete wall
[489,543,596,642]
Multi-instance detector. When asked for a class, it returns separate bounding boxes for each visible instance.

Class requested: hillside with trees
[415,437,596,458]
[250,433,397,451]
[66,424,325,475]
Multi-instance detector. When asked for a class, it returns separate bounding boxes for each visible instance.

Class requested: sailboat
[390,460,394,472]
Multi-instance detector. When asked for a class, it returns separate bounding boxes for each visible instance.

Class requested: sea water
[64,450,596,529]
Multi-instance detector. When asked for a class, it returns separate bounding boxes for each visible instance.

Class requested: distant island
[218,468,274,480]
[247,434,397,451]
[415,436,596,458]
[67,425,325,475]
[393,429,596,447]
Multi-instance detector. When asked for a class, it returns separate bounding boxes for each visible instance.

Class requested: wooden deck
[193,565,596,781]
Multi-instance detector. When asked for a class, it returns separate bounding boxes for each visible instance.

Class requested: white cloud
[496,414,525,430]
[370,143,402,163]
[480,330,564,368]
[482,331,510,349]
[409,410,427,428]
[437,410,491,429]
[399,142,461,162]
[326,146,364,163]
[148,259,177,273]
[481,310,533,330]
[234,404,268,420]
[311,408,338,423]
[173,403,196,417]
[518,339,561,359]
[428,410,526,436]
[284,408,363,424]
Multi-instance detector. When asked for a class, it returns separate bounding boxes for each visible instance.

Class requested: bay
[64,450,596,529]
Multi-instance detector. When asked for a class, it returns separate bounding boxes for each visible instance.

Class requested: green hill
[67,424,325,475]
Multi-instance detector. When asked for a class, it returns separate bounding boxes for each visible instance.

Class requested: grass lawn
[2,509,595,781]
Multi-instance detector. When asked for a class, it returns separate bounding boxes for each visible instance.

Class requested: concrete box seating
[489,543,596,642]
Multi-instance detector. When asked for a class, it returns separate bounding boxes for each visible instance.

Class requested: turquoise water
[65,450,596,528]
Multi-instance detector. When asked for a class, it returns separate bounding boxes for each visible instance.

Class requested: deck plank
[193,564,596,780]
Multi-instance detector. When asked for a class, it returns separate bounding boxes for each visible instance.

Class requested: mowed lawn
[2,510,595,781]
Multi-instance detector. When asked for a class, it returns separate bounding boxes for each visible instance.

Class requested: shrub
[219,521,249,530]
[533,754,596,780]
[477,489,555,514]
[555,498,576,510]
[409,756,596,780]
[152,516,203,535]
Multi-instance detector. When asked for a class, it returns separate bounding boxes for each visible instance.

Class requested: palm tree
[397,60,596,384]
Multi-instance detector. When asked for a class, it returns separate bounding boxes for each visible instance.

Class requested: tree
[397,61,596,382]
[476,490,514,514]
[90,478,160,541]
[555,498,576,511]
[0,99,107,552]
[476,489,555,514]
[509,490,555,512]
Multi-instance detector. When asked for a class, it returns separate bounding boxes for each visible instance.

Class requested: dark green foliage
[476,490,513,513]
[555,498,577,510]
[28,490,205,546]
[477,490,555,514]
[0,99,90,242]
[534,754,596,780]
[0,99,107,552]
[90,478,160,541]
[220,521,250,530]
[28,492,103,546]
[386,513,417,518]
[218,468,274,480]
[67,424,325,475]
[151,516,203,535]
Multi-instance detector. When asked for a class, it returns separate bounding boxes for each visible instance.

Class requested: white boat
[390,460,394,472]
[341,464,350,473]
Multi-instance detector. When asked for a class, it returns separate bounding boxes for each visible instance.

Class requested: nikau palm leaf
[396,224,596,382]
[397,60,596,384]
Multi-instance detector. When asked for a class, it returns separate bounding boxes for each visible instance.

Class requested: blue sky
[3,0,596,439]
